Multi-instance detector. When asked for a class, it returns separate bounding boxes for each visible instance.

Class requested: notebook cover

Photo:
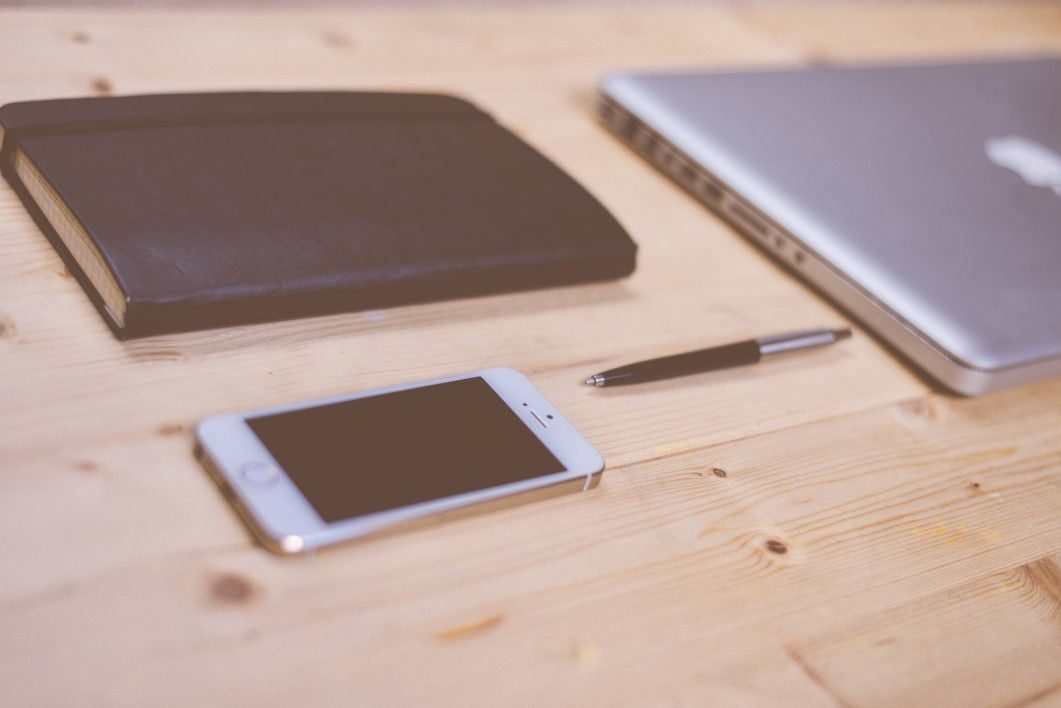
[0,92,636,337]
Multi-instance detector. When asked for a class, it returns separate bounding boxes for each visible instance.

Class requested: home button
[240,461,279,487]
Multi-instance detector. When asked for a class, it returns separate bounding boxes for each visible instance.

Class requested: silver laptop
[598,58,1061,395]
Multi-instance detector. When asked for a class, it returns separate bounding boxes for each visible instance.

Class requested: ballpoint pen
[584,328,852,387]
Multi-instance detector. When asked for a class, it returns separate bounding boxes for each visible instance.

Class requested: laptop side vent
[726,201,769,239]
[601,99,725,210]
[599,95,803,262]
[598,93,814,276]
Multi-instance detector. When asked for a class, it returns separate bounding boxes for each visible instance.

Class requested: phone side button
[240,461,280,487]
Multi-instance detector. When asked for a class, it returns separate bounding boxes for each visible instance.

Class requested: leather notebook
[0,92,636,337]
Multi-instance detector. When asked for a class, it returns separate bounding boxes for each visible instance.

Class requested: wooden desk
[2,3,1059,705]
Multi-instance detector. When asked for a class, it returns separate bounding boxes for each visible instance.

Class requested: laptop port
[695,175,724,204]
[728,202,769,238]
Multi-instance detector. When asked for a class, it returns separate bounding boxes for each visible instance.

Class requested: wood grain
[1,3,1059,705]
[789,554,1061,707]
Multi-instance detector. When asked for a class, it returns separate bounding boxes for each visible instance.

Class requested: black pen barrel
[597,339,760,385]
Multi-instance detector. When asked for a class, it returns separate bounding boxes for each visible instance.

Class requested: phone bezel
[195,368,604,553]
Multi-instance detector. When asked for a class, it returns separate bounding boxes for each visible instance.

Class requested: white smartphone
[195,368,604,554]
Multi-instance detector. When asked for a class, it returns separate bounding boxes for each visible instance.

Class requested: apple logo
[984,135,1061,196]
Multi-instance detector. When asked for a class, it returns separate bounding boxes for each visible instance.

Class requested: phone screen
[247,377,566,523]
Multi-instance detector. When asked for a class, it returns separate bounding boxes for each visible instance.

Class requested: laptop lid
[601,58,1061,382]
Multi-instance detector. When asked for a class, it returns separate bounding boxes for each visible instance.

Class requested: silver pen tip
[584,375,605,387]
